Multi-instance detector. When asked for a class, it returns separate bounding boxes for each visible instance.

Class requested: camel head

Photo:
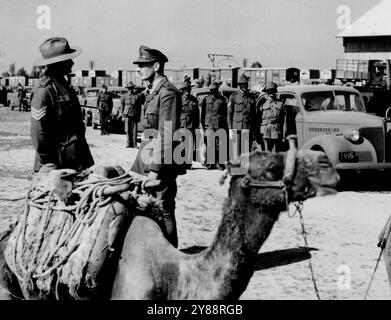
[223,140,339,211]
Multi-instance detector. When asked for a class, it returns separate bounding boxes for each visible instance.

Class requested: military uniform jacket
[180,94,200,131]
[201,94,227,130]
[17,87,26,99]
[97,92,113,112]
[120,92,142,120]
[228,91,256,131]
[259,96,285,139]
[30,76,94,172]
[131,76,186,177]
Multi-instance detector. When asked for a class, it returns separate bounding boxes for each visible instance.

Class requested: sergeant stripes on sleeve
[31,107,47,121]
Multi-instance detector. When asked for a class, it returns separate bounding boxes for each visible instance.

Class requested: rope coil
[7,171,148,284]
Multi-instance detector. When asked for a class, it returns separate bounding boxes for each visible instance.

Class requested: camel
[111,146,339,300]
[0,143,339,300]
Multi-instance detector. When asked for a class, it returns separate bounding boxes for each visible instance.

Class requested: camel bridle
[225,135,298,193]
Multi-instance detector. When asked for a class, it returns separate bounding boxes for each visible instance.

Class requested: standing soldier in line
[178,81,200,169]
[0,85,7,106]
[258,81,286,152]
[201,82,228,170]
[121,81,142,148]
[17,82,26,112]
[30,37,94,172]
[131,45,186,248]
[97,84,113,135]
[227,74,257,158]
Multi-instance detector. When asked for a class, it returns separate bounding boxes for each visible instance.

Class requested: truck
[278,84,391,189]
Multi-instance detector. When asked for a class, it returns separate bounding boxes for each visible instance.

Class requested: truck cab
[278,85,391,172]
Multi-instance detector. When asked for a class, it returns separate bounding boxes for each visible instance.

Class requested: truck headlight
[343,129,360,142]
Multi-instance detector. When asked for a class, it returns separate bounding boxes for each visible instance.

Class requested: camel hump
[4,166,137,299]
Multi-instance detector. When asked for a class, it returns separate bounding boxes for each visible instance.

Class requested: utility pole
[88,60,95,70]
[208,54,234,68]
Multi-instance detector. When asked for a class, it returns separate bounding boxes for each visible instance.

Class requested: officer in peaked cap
[228,74,257,157]
[258,81,286,152]
[121,81,142,148]
[200,81,228,170]
[30,36,94,172]
[133,45,169,64]
[130,45,185,248]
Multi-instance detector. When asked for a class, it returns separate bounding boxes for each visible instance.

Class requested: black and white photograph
[1,0,391,306]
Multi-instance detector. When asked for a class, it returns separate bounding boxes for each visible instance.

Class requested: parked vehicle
[336,59,388,88]
[80,86,128,133]
[277,85,391,181]
[7,86,33,111]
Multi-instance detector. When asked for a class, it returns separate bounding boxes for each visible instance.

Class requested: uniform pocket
[146,112,159,128]
[56,98,73,122]
[235,102,244,113]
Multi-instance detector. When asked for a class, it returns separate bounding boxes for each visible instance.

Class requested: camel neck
[199,180,282,299]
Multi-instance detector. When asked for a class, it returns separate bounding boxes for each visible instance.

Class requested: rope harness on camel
[4,168,162,299]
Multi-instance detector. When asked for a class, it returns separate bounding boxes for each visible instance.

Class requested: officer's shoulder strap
[35,76,57,95]
[38,76,54,87]
[162,79,181,95]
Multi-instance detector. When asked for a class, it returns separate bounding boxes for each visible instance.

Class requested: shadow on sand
[180,246,318,271]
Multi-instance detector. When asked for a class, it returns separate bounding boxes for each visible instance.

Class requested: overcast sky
[0,0,379,73]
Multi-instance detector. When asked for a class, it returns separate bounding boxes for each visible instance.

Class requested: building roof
[337,0,391,38]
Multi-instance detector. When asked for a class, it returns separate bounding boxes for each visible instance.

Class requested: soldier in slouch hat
[30,37,94,172]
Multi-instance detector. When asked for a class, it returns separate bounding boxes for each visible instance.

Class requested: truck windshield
[302,91,365,112]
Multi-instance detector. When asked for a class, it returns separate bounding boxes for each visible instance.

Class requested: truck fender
[301,135,377,166]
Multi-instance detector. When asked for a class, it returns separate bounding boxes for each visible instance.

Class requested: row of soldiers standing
[117,74,288,169]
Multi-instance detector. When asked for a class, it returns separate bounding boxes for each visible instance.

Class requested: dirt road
[1,108,391,300]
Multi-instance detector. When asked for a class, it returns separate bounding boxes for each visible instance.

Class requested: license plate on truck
[339,151,357,162]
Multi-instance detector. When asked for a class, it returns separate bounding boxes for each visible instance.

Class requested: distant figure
[199,75,205,88]
[121,81,142,148]
[183,74,191,85]
[17,83,26,112]
[178,81,200,169]
[258,82,285,152]
[206,73,212,87]
[0,85,7,106]
[97,84,113,135]
[201,82,228,170]
[30,36,94,172]
[228,74,257,157]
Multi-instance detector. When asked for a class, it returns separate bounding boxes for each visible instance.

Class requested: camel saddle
[4,164,161,300]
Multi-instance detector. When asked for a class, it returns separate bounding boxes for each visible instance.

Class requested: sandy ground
[1,107,391,300]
